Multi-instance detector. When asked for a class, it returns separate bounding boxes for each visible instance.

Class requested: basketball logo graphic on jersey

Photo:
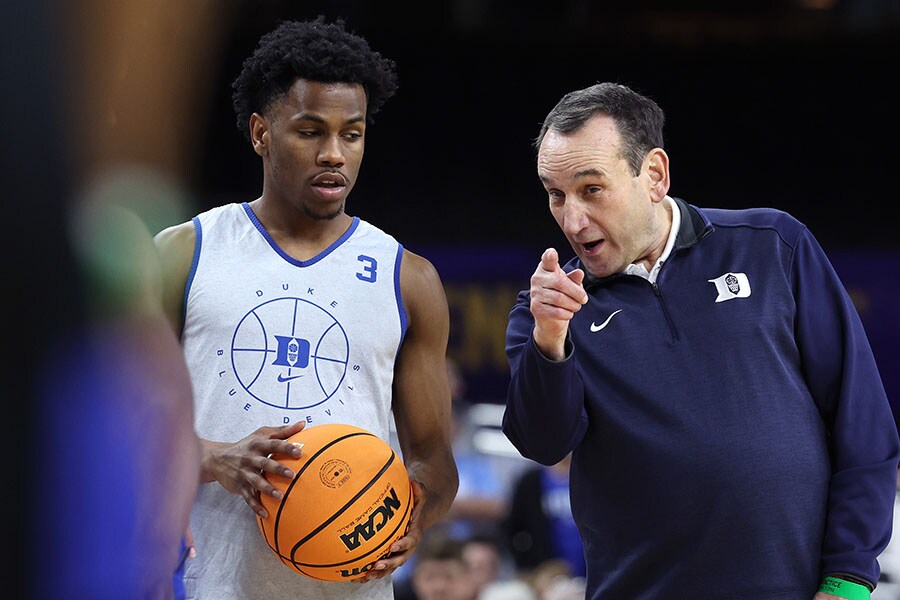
[231,297,350,409]
[708,272,752,303]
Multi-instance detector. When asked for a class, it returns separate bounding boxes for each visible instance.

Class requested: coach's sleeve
[792,226,900,586]
[502,289,588,466]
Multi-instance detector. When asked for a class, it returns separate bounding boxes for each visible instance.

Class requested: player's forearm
[406,451,459,530]
[199,439,230,483]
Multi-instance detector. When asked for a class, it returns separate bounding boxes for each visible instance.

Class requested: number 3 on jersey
[356,255,377,283]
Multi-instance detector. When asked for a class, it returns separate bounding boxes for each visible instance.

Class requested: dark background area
[169,0,900,408]
[190,0,900,258]
[178,1,900,408]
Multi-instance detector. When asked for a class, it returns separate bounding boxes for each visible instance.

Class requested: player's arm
[392,250,458,527]
[153,222,306,517]
[380,250,459,561]
[153,220,195,334]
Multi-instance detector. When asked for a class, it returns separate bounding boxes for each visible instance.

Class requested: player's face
[256,79,367,221]
[537,114,661,278]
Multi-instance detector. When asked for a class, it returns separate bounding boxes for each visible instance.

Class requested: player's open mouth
[311,172,348,186]
[310,184,345,200]
[310,172,348,199]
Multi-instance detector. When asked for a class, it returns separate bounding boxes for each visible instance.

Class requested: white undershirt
[623,195,680,284]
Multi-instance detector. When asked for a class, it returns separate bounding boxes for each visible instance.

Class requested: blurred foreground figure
[14,1,233,598]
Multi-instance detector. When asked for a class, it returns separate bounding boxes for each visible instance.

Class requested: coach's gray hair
[535,82,665,176]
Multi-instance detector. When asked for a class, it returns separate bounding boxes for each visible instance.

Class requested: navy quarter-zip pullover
[504,197,899,600]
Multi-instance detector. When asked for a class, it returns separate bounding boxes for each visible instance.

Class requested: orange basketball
[257,423,414,582]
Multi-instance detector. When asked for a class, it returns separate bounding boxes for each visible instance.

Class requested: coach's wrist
[531,327,572,362]
[818,575,871,600]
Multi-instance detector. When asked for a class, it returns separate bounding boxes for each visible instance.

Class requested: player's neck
[248,198,355,262]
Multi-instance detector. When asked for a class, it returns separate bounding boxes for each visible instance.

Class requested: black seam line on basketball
[292,475,413,568]
[289,449,398,563]
[271,431,377,559]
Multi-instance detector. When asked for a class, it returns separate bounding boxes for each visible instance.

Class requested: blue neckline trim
[241,202,360,267]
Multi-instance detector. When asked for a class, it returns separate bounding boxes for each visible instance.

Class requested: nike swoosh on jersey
[276,374,304,382]
[590,309,623,332]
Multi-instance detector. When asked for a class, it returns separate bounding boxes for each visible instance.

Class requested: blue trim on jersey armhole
[183,217,203,318]
[395,244,408,352]
[241,202,360,267]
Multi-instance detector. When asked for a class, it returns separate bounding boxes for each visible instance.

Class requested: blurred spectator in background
[502,453,585,581]
[408,532,477,600]
[461,532,512,598]
[525,559,586,600]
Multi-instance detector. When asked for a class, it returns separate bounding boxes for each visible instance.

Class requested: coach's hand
[530,247,588,361]
[201,421,306,518]
[355,479,427,583]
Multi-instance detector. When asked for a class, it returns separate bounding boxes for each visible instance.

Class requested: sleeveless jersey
[181,202,406,600]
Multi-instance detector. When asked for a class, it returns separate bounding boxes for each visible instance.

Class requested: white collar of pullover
[623,195,680,284]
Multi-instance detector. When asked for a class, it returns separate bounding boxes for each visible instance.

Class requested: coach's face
[537,114,670,278]
[251,79,367,221]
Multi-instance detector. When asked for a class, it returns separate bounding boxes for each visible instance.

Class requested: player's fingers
[409,480,426,514]
[269,439,304,459]
[251,420,304,441]
[252,436,303,461]
[249,468,284,502]
[242,487,269,518]
[255,453,295,480]
[366,535,419,581]
[275,420,306,439]
[365,555,405,580]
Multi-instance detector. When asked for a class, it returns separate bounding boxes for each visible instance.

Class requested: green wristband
[818,576,870,600]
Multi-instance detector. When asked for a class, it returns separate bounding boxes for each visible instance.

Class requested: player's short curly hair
[231,16,398,141]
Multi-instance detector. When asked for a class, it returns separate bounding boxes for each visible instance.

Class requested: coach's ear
[250,113,269,157]
[643,147,670,203]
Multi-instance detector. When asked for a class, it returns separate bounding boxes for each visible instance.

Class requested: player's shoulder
[153,203,243,257]
[398,248,449,325]
[400,248,442,287]
[154,220,196,259]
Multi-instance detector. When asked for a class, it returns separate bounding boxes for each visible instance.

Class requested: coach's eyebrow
[573,168,605,179]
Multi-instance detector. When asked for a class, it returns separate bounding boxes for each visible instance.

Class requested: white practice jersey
[181,202,405,599]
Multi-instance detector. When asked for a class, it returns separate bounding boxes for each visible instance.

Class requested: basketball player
[154,17,459,599]
[503,82,899,599]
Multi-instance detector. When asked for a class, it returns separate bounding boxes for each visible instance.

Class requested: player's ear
[643,148,670,202]
[250,113,269,157]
